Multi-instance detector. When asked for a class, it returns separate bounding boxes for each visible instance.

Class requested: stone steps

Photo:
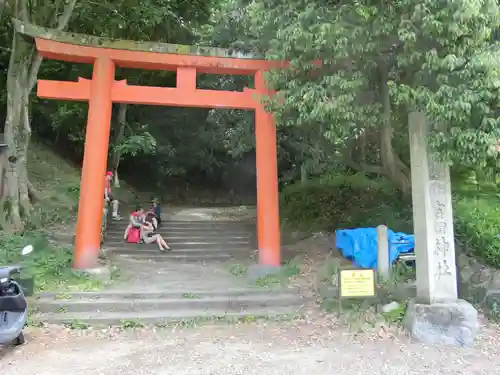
[107,247,252,254]
[34,288,303,326]
[35,293,300,314]
[105,241,253,249]
[32,216,303,327]
[106,230,253,237]
[106,234,252,240]
[36,288,294,300]
[103,219,256,263]
[107,220,254,230]
[115,252,233,261]
[147,220,254,224]
[35,307,301,327]
[107,248,252,258]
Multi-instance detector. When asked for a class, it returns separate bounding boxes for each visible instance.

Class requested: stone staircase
[103,219,258,262]
[34,288,302,326]
[34,213,305,327]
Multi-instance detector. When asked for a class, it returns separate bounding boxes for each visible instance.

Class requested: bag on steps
[127,227,141,244]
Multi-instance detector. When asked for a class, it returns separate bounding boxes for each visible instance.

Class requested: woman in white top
[141,221,171,251]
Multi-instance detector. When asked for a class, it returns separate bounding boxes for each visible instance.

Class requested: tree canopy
[210,0,500,191]
[0,0,499,230]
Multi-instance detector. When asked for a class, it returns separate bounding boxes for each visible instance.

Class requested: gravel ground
[2,318,500,375]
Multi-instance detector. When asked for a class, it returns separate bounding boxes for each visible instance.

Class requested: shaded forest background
[0,0,267,204]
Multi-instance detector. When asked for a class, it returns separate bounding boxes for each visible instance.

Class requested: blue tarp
[335,227,414,269]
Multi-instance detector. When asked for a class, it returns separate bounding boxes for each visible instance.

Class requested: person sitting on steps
[123,207,145,240]
[145,211,158,230]
[105,171,121,220]
[141,220,171,251]
[145,200,161,230]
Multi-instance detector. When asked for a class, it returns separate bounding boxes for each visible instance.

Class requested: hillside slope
[28,141,138,230]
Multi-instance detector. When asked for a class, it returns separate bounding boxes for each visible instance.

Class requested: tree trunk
[343,63,412,195]
[1,1,77,230]
[111,103,128,187]
[359,129,367,169]
[300,163,308,185]
[378,61,411,195]
[0,139,7,226]
[0,1,5,19]
[1,29,32,230]
[18,93,32,215]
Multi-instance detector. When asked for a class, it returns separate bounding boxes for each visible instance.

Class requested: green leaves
[73,0,211,42]
[211,0,500,169]
[113,132,156,157]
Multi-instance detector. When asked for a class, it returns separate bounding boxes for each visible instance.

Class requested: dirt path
[2,319,500,375]
[107,256,253,291]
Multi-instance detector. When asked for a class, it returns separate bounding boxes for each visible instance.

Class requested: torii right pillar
[250,70,281,278]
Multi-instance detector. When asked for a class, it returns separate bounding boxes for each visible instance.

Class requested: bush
[453,184,500,267]
[0,232,101,292]
[280,173,500,268]
[280,173,413,233]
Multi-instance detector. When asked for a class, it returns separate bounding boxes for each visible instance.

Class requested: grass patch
[228,263,248,276]
[0,232,104,293]
[27,141,82,228]
[0,141,133,293]
[27,140,140,229]
[120,319,146,329]
[380,300,407,326]
[319,269,413,332]
[64,314,301,330]
[181,293,201,299]
[66,320,90,330]
[254,258,301,287]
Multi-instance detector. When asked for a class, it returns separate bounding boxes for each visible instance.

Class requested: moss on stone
[13,19,261,60]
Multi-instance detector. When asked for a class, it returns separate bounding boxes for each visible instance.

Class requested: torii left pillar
[73,57,115,269]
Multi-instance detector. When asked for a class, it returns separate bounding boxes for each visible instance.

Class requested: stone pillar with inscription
[403,112,478,347]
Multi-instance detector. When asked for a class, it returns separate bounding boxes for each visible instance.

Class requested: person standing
[145,199,162,229]
[104,171,121,220]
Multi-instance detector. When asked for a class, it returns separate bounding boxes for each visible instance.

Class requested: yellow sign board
[339,268,376,298]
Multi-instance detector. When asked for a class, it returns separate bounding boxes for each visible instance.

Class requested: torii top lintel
[14,19,281,75]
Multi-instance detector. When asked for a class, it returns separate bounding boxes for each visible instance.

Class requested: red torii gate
[31,31,283,270]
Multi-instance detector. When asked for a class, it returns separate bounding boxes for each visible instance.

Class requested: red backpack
[127,226,141,243]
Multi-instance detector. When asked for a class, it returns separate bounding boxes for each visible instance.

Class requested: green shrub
[0,232,101,292]
[453,185,500,267]
[280,173,413,233]
[280,173,500,268]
